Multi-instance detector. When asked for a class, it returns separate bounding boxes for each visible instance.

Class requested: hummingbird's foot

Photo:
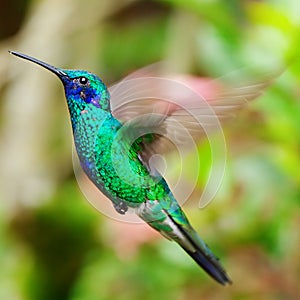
[114,201,128,215]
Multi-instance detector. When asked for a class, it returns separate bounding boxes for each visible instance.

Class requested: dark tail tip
[184,248,232,285]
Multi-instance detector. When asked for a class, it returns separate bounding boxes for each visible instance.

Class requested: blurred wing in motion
[110,70,277,164]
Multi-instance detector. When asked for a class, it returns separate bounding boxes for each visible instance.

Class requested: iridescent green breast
[93,115,169,205]
[73,104,170,206]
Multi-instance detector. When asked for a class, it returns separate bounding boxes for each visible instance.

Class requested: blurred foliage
[0,0,300,299]
[0,0,30,39]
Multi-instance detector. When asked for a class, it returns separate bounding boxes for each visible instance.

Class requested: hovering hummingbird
[9,51,273,285]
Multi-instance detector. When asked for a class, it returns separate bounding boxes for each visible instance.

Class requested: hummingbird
[9,51,273,285]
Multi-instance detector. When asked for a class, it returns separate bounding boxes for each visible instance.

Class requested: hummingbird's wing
[110,71,276,165]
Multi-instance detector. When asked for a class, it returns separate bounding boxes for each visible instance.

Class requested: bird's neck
[68,102,121,180]
[66,98,112,132]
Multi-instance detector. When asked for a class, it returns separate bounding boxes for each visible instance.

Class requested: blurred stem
[165,10,200,73]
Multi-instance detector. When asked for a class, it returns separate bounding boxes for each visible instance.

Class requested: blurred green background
[0,0,300,299]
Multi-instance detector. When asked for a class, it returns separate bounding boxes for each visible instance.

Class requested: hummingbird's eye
[78,76,89,85]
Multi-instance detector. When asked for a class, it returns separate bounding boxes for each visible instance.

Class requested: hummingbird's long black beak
[9,51,67,79]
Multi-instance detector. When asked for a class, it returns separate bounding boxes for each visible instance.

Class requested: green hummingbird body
[72,92,190,234]
[9,51,232,285]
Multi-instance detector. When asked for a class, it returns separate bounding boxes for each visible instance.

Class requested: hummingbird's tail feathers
[182,245,232,286]
[169,215,232,285]
[138,200,231,285]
